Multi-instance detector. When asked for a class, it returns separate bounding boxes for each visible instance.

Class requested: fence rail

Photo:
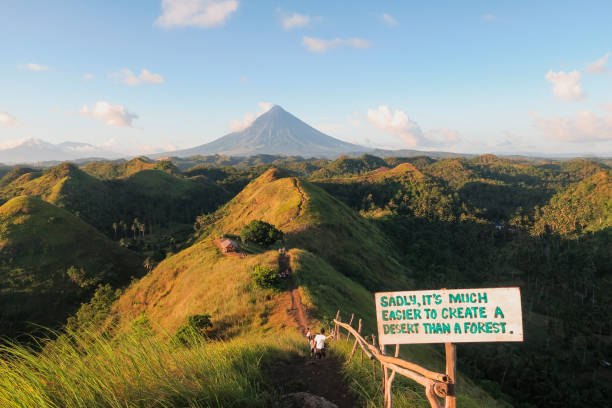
[333,311,456,408]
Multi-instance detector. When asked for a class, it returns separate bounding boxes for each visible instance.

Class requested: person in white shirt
[313,328,334,359]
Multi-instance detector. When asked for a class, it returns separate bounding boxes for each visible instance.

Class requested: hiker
[313,328,334,359]
[309,336,316,359]
[305,327,312,340]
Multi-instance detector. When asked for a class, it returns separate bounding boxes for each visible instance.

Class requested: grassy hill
[0,163,114,231]
[0,161,232,238]
[92,168,505,407]
[81,157,181,180]
[0,196,143,337]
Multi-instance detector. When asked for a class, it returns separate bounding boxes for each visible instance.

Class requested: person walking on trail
[313,328,334,359]
[305,327,312,340]
[309,336,316,359]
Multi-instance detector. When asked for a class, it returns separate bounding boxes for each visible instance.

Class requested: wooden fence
[333,311,456,408]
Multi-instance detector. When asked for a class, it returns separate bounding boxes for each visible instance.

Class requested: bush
[240,220,283,247]
[66,284,120,331]
[252,265,281,290]
[173,314,213,346]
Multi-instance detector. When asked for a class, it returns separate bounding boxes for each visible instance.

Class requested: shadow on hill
[458,181,555,221]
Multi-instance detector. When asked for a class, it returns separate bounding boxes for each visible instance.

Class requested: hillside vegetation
[0,153,609,408]
[0,196,142,337]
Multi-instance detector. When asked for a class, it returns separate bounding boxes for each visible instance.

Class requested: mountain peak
[161,106,369,158]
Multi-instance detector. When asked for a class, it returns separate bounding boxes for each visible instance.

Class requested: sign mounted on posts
[375,287,523,345]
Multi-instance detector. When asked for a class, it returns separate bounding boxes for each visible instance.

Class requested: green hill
[533,169,611,236]
[0,196,143,337]
[81,157,180,180]
[0,163,113,231]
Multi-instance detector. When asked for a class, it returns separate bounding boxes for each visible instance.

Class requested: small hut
[219,238,239,253]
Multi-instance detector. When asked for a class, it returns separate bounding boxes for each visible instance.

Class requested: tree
[240,220,283,247]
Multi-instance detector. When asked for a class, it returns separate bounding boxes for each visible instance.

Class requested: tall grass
[0,327,305,408]
[331,337,512,408]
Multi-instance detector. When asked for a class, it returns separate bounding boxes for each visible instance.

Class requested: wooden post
[335,310,340,338]
[371,334,376,381]
[385,344,400,408]
[346,313,354,340]
[444,343,456,408]
[348,318,362,362]
[380,342,388,406]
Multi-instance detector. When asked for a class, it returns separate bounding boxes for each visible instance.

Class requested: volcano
[160,105,368,158]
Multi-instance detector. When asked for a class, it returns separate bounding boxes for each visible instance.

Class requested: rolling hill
[112,168,409,333]
[0,196,143,337]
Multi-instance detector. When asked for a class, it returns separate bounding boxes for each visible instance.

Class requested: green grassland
[0,196,143,337]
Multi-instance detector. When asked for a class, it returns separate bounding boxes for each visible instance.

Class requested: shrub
[240,220,283,247]
[66,284,120,331]
[252,265,280,290]
[173,314,213,346]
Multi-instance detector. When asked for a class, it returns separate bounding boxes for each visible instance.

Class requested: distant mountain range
[0,138,120,164]
[2,106,607,164]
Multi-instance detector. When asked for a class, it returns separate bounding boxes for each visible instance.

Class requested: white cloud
[545,70,585,102]
[380,13,398,26]
[83,73,94,79]
[230,102,273,132]
[586,52,610,74]
[424,128,461,144]
[80,101,138,127]
[367,105,461,147]
[0,138,30,150]
[155,0,238,28]
[279,11,310,30]
[109,69,164,86]
[18,63,51,71]
[0,111,19,127]
[483,14,496,21]
[302,37,372,53]
[532,107,612,142]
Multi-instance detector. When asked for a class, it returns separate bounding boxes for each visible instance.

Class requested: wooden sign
[375,287,523,345]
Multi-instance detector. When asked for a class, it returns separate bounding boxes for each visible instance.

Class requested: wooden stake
[385,344,400,408]
[335,310,340,338]
[444,343,456,408]
[348,318,362,362]
[347,313,354,340]
[372,334,376,381]
[380,342,388,406]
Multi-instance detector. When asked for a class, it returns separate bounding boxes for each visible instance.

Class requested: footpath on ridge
[273,251,358,408]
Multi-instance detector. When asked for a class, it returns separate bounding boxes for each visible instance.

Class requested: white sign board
[375,287,523,345]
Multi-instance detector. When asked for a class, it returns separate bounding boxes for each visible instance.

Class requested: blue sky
[1,0,611,156]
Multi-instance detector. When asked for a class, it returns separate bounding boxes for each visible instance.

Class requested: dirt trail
[272,249,357,407]
[293,178,307,219]
[281,178,307,228]
[266,353,358,408]
[278,251,308,330]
